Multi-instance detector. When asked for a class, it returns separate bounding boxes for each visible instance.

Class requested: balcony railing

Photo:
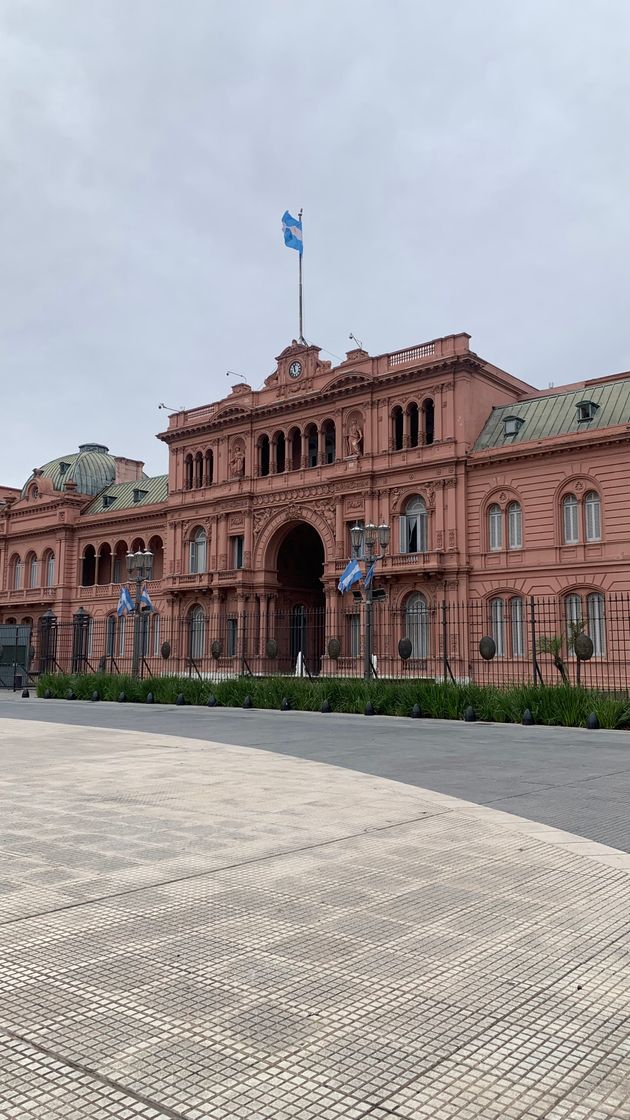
[7,586,56,603]
[78,579,162,600]
[334,552,444,574]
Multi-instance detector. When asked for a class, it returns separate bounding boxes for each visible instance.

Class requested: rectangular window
[490,598,505,657]
[118,617,126,657]
[348,613,361,657]
[585,497,601,542]
[565,595,582,656]
[400,513,428,554]
[226,617,238,657]
[508,505,522,550]
[563,500,579,544]
[113,557,122,583]
[510,597,524,658]
[587,594,605,657]
[232,535,244,569]
[488,508,503,552]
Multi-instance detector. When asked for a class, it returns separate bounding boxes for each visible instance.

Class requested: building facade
[1,331,629,683]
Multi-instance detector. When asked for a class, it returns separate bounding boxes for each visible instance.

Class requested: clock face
[288,360,302,379]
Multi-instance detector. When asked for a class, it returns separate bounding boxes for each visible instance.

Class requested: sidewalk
[0,716,629,1118]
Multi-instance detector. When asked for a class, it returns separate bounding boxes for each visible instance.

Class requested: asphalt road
[2,692,630,852]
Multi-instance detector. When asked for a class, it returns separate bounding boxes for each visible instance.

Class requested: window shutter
[399,515,407,554]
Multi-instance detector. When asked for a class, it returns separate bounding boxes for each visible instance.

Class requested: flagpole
[298,208,304,343]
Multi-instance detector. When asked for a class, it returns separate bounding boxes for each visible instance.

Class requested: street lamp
[126,549,153,676]
[350,522,390,680]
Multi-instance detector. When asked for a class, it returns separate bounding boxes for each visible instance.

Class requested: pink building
[1,332,629,683]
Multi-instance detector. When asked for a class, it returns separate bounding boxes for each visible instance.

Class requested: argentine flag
[139,586,154,612]
[282,210,303,254]
[338,558,362,594]
[116,586,134,617]
[363,560,376,589]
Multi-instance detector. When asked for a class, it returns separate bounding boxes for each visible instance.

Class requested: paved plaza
[0,706,629,1117]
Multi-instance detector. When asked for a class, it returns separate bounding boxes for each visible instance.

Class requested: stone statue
[230,445,245,478]
[348,421,363,457]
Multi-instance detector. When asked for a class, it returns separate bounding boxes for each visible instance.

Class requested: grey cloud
[0,0,629,485]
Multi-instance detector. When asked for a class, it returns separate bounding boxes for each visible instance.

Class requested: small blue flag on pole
[139,586,154,612]
[116,586,134,617]
[363,561,376,589]
[338,558,362,593]
[282,210,303,254]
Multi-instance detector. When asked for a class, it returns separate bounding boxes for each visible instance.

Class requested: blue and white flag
[139,585,154,612]
[116,586,134,617]
[363,561,376,590]
[338,558,362,593]
[282,210,303,254]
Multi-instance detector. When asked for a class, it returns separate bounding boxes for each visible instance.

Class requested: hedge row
[35,673,630,729]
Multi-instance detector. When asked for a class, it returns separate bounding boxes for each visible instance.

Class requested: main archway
[267,520,326,673]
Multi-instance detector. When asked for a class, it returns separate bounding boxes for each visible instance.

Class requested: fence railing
[3,594,630,692]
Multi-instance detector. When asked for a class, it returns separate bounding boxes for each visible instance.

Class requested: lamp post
[126,549,153,677]
[350,522,390,680]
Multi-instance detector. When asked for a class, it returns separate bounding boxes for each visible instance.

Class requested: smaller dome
[22,444,117,498]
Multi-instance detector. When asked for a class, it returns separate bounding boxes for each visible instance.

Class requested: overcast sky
[1,1,629,486]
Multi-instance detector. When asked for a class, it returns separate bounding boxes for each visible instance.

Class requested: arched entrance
[272,521,325,673]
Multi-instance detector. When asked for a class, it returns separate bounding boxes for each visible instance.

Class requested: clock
[288,360,302,379]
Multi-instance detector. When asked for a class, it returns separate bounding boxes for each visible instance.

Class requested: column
[335,500,344,560]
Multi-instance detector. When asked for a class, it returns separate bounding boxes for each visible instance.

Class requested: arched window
[12,556,22,591]
[81,545,96,587]
[194,452,203,488]
[97,543,112,585]
[27,553,38,588]
[392,406,404,451]
[584,491,601,542]
[148,535,164,580]
[288,427,301,471]
[273,432,286,474]
[562,494,579,544]
[587,592,605,656]
[407,402,419,448]
[400,495,428,554]
[507,502,522,550]
[259,435,270,477]
[564,593,582,656]
[422,399,435,445]
[184,454,193,491]
[489,597,505,656]
[113,541,128,584]
[510,596,524,657]
[106,615,117,658]
[44,551,55,588]
[405,593,429,658]
[322,420,336,464]
[204,449,214,486]
[189,527,207,574]
[305,424,318,468]
[488,504,503,552]
[189,606,205,661]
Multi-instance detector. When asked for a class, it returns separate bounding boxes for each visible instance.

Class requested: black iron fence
[4,593,630,693]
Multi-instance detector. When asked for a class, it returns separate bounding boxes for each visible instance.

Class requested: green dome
[22,444,117,497]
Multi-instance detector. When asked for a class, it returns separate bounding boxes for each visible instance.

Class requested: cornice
[468,426,630,468]
[159,355,468,444]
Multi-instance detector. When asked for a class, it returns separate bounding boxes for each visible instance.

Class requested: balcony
[78,579,162,601]
[162,573,211,592]
[7,586,56,605]
[335,552,445,578]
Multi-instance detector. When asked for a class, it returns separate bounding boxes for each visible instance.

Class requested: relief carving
[229,439,246,478]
